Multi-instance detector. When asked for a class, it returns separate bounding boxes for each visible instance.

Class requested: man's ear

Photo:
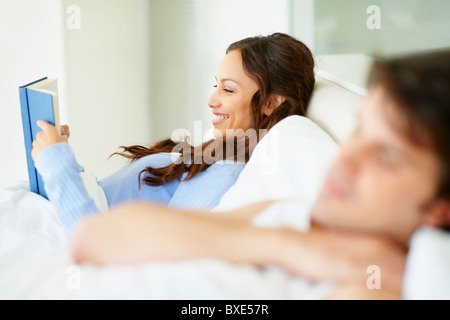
[263,94,286,116]
[422,200,450,228]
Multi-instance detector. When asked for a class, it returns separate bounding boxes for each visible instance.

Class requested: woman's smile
[212,112,230,125]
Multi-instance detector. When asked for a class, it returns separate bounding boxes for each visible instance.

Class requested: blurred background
[1,0,449,184]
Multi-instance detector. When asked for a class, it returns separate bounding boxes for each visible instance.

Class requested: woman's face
[208,50,259,137]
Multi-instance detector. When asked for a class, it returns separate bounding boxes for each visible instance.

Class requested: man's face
[312,86,442,245]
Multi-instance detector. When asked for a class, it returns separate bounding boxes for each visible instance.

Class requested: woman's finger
[60,125,70,138]
[36,120,54,132]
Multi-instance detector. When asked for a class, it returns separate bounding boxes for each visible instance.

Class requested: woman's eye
[213,84,233,93]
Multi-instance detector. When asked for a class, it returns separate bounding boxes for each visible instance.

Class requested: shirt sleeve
[168,161,245,210]
[34,143,99,230]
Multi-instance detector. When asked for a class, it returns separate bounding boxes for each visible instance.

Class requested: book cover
[19,77,60,199]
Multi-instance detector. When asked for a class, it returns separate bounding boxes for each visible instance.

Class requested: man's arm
[71,201,277,265]
[71,201,405,296]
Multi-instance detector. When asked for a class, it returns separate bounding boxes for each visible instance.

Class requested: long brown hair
[114,33,315,187]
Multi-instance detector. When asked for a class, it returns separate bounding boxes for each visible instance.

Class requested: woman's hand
[31,121,69,161]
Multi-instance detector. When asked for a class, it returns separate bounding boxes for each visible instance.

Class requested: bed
[1,74,448,299]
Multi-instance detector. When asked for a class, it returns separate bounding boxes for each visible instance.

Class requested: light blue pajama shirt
[35,143,244,230]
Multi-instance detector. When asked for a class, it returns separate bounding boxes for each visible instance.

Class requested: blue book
[19,77,60,199]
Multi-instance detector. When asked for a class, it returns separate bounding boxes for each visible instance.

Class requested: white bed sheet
[0,183,334,300]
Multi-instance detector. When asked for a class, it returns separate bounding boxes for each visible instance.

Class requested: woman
[32,33,315,230]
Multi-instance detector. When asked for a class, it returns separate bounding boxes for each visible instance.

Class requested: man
[71,49,450,299]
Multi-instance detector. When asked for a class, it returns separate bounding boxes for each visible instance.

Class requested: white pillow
[307,75,364,143]
[403,227,450,299]
[213,115,338,212]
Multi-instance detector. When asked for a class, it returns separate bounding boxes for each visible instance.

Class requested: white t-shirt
[213,115,338,212]
[252,199,313,233]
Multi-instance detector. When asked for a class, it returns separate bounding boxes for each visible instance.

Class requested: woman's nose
[208,89,219,109]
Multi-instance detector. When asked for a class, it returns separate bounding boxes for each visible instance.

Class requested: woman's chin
[212,126,226,138]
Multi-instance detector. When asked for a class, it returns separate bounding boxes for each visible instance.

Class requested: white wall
[312,0,450,56]
[291,0,315,53]
[0,0,66,186]
[62,0,151,179]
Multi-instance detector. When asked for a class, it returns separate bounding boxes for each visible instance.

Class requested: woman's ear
[422,200,450,228]
[263,94,286,116]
